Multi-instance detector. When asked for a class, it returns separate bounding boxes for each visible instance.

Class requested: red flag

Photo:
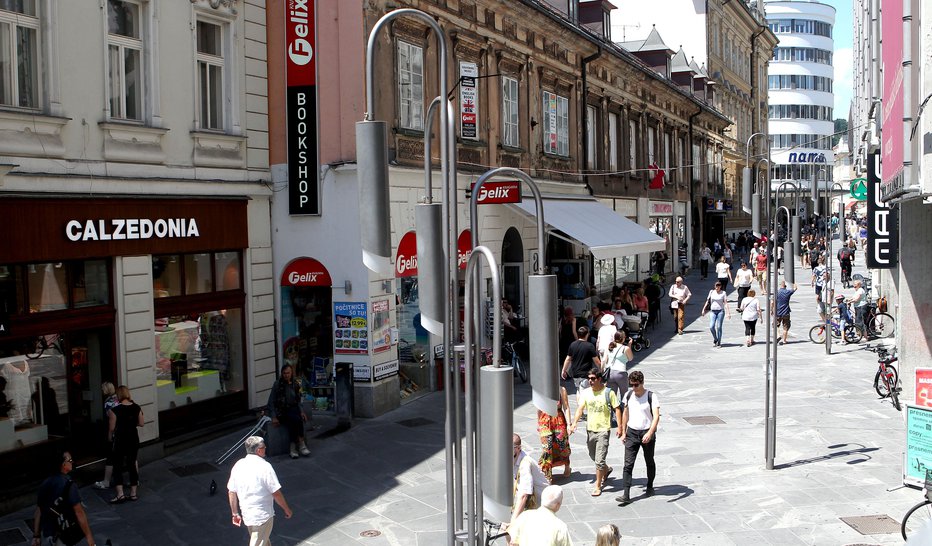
[648,162,665,189]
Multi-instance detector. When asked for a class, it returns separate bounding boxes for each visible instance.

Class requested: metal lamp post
[822,182,845,355]
[743,132,767,214]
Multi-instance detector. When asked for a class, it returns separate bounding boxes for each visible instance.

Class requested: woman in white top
[602,331,634,399]
[698,243,712,279]
[739,288,762,346]
[734,262,754,304]
[714,256,733,292]
[700,281,730,347]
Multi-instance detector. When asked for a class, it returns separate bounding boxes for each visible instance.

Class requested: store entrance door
[502,227,525,315]
[280,259,334,413]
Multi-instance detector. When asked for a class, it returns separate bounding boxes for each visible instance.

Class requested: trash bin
[334,362,354,426]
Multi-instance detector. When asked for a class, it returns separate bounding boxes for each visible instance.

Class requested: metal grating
[839,514,901,535]
[683,415,726,425]
[360,529,382,537]
[0,529,26,546]
[169,461,219,477]
[397,417,435,428]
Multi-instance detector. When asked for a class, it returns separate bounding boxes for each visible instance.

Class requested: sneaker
[289,444,299,459]
[93,481,109,490]
[646,486,655,497]
[298,444,310,457]
[615,495,631,506]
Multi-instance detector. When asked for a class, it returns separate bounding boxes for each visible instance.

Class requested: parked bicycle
[902,469,932,540]
[850,275,896,340]
[482,518,509,545]
[482,340,528,383]
[865,344,900,411]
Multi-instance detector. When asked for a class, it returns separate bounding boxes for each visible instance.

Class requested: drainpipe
[581,47,602,195]
[749,26,766,139]
[688,106,702,249]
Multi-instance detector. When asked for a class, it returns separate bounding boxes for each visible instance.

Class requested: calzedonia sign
[285,0,320,215]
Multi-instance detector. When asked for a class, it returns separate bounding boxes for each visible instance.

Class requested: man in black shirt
[33,450,96,546]
[561,326,601,415]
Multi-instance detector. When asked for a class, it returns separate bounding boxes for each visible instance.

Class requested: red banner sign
[469,180,522,204]
[281,257,332,287]
[917,368,932,408]
[458,230,472,270]
[395,231,418,277]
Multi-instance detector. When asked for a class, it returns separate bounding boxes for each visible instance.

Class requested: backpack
[623,389,654,426]
[50,480,84,546]
[603,389,619,428]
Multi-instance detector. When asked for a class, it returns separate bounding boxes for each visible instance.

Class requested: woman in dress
[537,385,571,481]
[740,289,763,346]
[603,331,633,399]
[94,382,119,489]
[108,385,143,503]
[700,281,731,347]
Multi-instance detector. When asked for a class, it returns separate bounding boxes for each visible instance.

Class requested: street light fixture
[743,132,767,213]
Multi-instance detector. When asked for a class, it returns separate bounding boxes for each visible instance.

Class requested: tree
[833,118,848,146]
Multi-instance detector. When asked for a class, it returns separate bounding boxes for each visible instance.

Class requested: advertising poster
[285,0,320,214]
[880,0,904,199]
[370,299,392,354]
[460,61,478,140]
[905,404,932,486]
[917,369,932,408]
[333,302,367,354]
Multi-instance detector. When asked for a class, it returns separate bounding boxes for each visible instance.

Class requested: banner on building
[866,151,898,268]
[286,0,320,215]
[334,302,367,354]
[460,61,478,140]
[880,0,905,200]
[904,404,932,487]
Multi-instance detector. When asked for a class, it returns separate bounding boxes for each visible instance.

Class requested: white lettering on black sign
[65,218,200,242]
[866,150,898,269]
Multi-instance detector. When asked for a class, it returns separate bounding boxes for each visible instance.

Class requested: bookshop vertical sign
[286,0,320,215]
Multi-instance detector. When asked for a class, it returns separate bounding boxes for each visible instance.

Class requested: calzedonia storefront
[0,196,252,488]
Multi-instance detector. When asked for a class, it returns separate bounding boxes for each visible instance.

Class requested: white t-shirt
[740,297,761,321]
[597,324,617,360]
[699,247,711,261]
[707,290,727,311]
[513,451,549,502]
[715,262,730,279]
[227,454,282,526]
[625,390,659,431]
[735,268,754,287]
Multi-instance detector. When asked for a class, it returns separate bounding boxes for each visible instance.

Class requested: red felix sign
[469,180,522,205]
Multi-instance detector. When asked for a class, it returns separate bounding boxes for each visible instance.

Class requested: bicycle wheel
[843,324,863,344]
[874,365,898,398]
[809,325,826,344]
[902,500,932,540]
[891,385,902,411]
[513,353,528,383]
[868,312,896,339]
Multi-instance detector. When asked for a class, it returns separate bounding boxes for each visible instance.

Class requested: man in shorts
[754,248,769,296]
[569,369,622,497]
[560,326,601,415]
[773,280,797,345]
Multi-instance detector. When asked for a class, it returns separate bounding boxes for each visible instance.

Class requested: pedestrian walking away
[560,327,601,415]
[668,277,692,335]
[568,369,622,497]
[739,289,762,346]
[537,386,572,481]
[510,434,550,525]
[228,436,293,546]
[596,310,618,362]
[506,485,572,546]
[108,385,144,504]
[715,256,733,292]
[700,282,731,347]
[812,257,827,319]
[32,450,97,546]
[677,242,689,276]
[267,364,310,459]
[602,331,633,399]
[773,281,798,345]
[698,242,711,279]
[616,371,660,506]
[734,262,754,304]
[594,524,621,546]
[94,381,119,490]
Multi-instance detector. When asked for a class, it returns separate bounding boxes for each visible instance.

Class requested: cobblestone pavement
[0,246,914,545]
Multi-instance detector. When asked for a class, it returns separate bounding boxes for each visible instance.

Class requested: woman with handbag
[603,331,633,399]
[536,385,572,481]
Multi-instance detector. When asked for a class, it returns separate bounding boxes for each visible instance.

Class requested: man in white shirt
[228,436,293,546]
[847,280,868,330]
[616,371,660,506]
[667,277,692,335]
[508,485,572,546]
[510,434,550,526]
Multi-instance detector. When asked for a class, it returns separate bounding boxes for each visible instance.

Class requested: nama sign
[468,180,522,204]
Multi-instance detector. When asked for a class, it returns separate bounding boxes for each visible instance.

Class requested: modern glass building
[764,0,836,194]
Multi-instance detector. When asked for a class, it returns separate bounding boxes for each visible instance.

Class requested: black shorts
[814,285,823,297]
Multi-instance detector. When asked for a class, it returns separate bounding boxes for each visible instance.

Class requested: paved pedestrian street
[0,253,916,545]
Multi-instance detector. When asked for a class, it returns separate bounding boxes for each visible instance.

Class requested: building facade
[765,0,836,198]
[0,0,272,489]
[266,0,729,417]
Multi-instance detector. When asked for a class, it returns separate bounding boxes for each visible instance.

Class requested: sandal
[109,496,127,505]
[591,488,602,497]
[562,467,572,477]
[128,495,139,502]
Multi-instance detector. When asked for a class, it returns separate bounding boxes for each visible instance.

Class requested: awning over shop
[511,197,666,260]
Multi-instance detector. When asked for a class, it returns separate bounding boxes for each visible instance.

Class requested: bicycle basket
[877,296,888,313]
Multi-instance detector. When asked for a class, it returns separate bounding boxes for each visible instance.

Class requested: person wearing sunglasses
[617,371,660,506]
[568,369,622,497]
[32,451,97,546]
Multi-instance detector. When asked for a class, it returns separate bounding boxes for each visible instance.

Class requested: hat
[600,313,615,326]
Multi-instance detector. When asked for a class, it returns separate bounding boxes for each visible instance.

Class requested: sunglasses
[629,382,641,387]
[587,376,600,381]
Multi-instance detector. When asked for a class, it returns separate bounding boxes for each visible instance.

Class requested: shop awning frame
[510,197,667,260]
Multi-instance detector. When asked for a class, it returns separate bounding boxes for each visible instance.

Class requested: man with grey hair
[227,436,293,546]
[507,484,571,546]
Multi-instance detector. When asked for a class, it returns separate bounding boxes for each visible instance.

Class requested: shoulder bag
[51,480,84,546]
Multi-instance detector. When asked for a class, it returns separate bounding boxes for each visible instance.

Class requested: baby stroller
[621,312,651,352]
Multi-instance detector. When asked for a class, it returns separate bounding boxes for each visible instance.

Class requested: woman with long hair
[740,288,762,346]
[108,385,143,503]
[595,523,621,546]
[268,364,310,459]
[536,385,572,481]
[603,331,633,398]
[94,382,119,490]
[700,281,731,347]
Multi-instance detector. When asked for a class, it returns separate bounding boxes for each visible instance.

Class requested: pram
[621,312,651,352]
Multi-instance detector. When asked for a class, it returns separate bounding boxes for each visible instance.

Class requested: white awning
[511,197,666,260]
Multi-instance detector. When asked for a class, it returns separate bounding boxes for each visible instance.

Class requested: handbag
[51,481,85,546]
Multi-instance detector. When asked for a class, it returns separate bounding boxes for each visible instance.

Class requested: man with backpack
[837,243,854,287]
[32,450,96,546]
[568,368,622,497]
[616,371,660,506]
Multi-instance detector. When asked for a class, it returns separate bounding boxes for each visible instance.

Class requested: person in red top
[754,249,769,296]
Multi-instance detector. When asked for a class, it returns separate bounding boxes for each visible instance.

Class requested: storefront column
[637,197,650,280]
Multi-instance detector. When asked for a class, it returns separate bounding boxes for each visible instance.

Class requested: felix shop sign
[395,230,474,277]
[467,180,522,205]
[286,0,320,215]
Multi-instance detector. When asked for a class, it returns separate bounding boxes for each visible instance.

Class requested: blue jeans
[708,309,724,344]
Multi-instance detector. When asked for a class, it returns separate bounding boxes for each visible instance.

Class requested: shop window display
[397,277,429,402]
[154,308,243,411]
[27,263,68,312]
[280,286,333,412]
[184,253,214,294]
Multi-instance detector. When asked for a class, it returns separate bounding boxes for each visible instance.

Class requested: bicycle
[504,340,528,383]
[862,304,895,340]
[901,469,932,540]
[865,344,900,411]
[483,518,510,545]
[808,315,862,344]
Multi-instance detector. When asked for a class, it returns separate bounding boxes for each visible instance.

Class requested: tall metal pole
[760,163,774,469]
[824,182,845,355]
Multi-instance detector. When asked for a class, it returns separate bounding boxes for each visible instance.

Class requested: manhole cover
[397,417,434,428]
[683,416,726,425]
[360,530,382,537]
[0,529,26,546]
[169,462,219,477]
[839,514,901,535]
